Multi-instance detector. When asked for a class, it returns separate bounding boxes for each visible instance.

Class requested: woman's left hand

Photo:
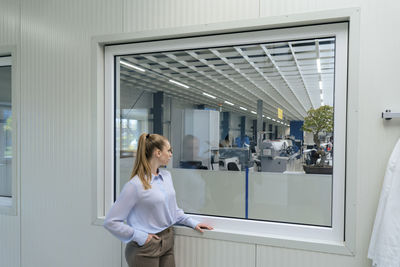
[195,223,214,233]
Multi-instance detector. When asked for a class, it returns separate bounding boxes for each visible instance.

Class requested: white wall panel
[19,0,123,266]
[175,235,255,267]
[0,1,399,267]
[260,0,362,17]
[0,0,20,45]
[0,1,20,267]
[257,245,354,267]
[123,0,259,32]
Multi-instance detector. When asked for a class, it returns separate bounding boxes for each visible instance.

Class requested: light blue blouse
[103,169,199,246]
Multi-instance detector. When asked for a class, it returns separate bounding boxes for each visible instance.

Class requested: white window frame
[0,46,20,216]
[91,9,360,255]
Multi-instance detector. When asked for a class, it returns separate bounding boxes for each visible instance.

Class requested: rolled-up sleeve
[103,181,148,245]
[175,206,199,229]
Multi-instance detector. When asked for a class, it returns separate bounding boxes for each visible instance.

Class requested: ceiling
[119,37,335,125]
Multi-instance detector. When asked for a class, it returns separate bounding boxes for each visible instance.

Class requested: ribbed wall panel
[0,1,20,267]
[260,0,362,17]
[257,245,356,267]
[0,0,20,45]
[175,235,256,267]
[123,0,259,32]
[19,0,123,266]
[0,1,399,267]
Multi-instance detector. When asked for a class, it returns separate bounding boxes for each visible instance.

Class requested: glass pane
[0,63,12,198]
[170,168,245,217]
[114,36,336,225]
[248,172,332,226]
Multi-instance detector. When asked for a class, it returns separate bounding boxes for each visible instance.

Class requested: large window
[0,55,13,209]
[104,23,348,243]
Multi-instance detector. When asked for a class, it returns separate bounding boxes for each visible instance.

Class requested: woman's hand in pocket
[145,233,160,245]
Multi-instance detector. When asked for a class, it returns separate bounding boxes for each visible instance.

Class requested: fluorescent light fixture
[272,119,276,121]
[277,120,280,123]
[169,79,189,89]
[120,60,146,72]
[202,92,216,99]
[317,58,321,73]
[319,80,323,89]
[224,101,234,106]
[251,111,257,114]
[267,117,271,119]
[239,107,247,111]
[262,115,265,117]
[281,122,284,124]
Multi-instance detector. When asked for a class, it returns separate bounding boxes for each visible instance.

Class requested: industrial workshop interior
[1,1,400,267]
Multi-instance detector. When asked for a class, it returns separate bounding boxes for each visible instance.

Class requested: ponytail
[130,133,167,189]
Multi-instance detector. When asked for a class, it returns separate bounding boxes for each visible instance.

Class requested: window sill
[0,196,16,216]
[173,225,354,256]
[94,215,352,255]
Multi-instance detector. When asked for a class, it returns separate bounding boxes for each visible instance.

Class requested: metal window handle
[382,110,400,120]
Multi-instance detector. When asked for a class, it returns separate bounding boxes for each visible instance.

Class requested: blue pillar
[240,116,246,138]
[252,119,257,142]
[221,112,230,140]
[290,121,304,141]
[153,91,163,135]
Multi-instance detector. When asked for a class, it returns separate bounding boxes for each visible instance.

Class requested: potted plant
[301,105,334,174]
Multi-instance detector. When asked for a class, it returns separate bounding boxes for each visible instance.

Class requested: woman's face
[157,141,173,166]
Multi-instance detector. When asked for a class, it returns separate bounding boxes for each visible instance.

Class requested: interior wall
[0,1,20,267]
[0,0,400,267]
[18,1,124,267]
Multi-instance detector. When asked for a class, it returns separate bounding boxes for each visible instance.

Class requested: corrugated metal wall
[19,0,124,266]
[0,1,20,266]
[1,0,400,266]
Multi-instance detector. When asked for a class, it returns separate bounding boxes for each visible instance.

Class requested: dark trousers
[125,227,175,267]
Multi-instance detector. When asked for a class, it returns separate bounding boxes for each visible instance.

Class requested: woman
[104,133,213,267]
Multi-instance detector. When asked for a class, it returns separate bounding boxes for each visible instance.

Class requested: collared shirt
[103,169,199,246]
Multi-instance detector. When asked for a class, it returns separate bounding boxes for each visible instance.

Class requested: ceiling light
[267,117,271,119]
[224,101,234,106]
[262,115,265,117]
[251,111,257,114]
[202,92,216,99]
[169,79,189,89]
[317,58,321,73]
[276,120,280,123]
[120,60,146,72]
[272,119,276,121]
[319,80,323,89]
[239,107,247,111]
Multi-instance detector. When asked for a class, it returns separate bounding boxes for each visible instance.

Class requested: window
[103,23,348,246]
[0,53,17,214]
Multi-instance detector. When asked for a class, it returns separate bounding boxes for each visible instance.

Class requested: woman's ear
[154,149,161,158]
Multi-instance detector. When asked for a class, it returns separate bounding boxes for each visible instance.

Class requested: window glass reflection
[114,36,336,226]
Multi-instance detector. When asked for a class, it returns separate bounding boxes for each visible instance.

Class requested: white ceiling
[119,37,335,124]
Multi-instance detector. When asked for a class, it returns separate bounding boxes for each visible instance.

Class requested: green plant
[301,105,333,148]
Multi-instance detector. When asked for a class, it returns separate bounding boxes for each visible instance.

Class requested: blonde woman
[104,133,213,267]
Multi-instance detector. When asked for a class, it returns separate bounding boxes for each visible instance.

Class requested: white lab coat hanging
[368,138,400,267]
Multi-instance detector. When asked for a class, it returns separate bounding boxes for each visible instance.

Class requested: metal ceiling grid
[118,37,335,124]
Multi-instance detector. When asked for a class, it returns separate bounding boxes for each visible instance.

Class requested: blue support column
[221,112,230,141]
[290,121,304,141]
[252,120,257,142]
[240,116,246,138]
[153,91,164,135]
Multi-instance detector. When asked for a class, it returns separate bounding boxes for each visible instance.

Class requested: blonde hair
[130,133,168,189]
